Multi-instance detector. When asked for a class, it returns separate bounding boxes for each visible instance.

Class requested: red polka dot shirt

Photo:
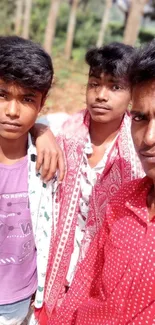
[50,176,155,325]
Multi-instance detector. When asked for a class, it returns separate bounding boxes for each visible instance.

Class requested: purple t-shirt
[0,157,37,304]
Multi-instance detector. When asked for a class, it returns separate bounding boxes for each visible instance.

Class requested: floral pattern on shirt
[28,136,58,309]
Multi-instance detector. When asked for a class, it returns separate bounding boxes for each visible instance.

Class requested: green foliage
[73,9,101,48]
[1,0,155,63]
[0,0,15,35]
[138,27,155,44]
[72,48,87,61]
[30,0,50,43]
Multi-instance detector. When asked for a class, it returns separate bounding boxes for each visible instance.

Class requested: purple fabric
[0,157,37,304]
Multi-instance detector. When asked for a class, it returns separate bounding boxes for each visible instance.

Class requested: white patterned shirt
[66,134,117,285]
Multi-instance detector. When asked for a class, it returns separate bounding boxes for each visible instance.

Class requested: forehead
[88,71,130,89]
[132,80,155,113]
[89,70,120,82]
[0,79,38,97]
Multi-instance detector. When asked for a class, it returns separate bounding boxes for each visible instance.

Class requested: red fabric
[34,306,47,324]
[49,177,155,325]
[35,110,144,324]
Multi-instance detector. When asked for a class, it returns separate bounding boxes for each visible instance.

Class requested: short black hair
[86,42,134,82]
[0,36,53,98]
[129,39,155,87]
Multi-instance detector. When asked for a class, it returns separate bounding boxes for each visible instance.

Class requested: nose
[96,86,109,102]
[144,119,155,147]
[5,100,20,118]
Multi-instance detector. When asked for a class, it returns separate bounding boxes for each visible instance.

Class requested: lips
[140,151,155,163]
[2,121,21,127]
[91,105,112,112]
[0,121,22,131]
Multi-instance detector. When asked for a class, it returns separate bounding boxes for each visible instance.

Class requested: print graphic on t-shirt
[0,191,34,265]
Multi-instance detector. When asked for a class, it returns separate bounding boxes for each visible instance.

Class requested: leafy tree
[97,0,113,47]
[15,0,24,35]
[65,0,79,60]
[44,0,61,54]
[123,0,150,45]
[0,0,15,35]
[22,0,33,38]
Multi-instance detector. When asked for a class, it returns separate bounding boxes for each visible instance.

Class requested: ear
[40,96,46,108]
[128,101,132,111]
[39,76,54,111]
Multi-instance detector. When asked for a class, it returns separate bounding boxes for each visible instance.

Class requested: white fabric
[66,134,117,285]
[0,317,24,325]
[37,113,69,136]
[28,135,58,308]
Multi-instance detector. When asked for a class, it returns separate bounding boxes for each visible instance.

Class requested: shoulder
[61,109,86,130]
[109,177,148,206]
[57,109,87,140]
[106,177,150,222]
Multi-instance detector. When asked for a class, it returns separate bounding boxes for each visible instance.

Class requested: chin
[91,114,111,124]
[0,131,23,140]
[143,166,155,181]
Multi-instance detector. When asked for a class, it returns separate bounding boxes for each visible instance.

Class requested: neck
[146,182,155,220]
[0,134,28,165]
[89,116,124,146]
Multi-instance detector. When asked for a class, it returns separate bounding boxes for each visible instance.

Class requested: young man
[47,40,155,325]
[0,36,59,325]
[36,43,144,323]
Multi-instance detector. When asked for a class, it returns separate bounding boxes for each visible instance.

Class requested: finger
[36,150,44,172]
[57,150,65,181]
[41,151,52,180]
[44,154,58,182]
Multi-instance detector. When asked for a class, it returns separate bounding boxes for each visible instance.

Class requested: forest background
[1,0,155,114]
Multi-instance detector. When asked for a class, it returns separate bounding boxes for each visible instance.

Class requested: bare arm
[30,123,65,182]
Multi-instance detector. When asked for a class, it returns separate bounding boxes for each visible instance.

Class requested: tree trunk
[14,0,24,35]
[44,0,61,55]
[22,0,33,39]
[64,0,79,60]
[96,0,112,47]
[123,0,149,46]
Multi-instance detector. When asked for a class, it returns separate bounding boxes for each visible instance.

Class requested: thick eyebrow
[89,73,101,80]
[0,88,9,94]
[130,110,138,115]
[130,110,146,116]
[109,78,120,83]
[0,87,36,97]
[89,75,123,83]
[108,77,126,85]
[22,92,36,97]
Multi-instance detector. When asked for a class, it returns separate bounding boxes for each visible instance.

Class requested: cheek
[21,108,39,128]
[131,125,143,150]
[114,95,130,110]
[86,90,94,105]
[113,90,130,104]
[144,166,155,180]
[0,102,7,115]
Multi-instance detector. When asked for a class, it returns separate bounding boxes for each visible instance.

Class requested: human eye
[88,80,99,88]
[131,112,146,122]
[89,82,99,88]
[112,84,121,91]
[0,92,7,99]
[23,97,34,103]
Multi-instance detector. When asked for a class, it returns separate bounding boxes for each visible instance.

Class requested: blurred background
[1,0,155,114]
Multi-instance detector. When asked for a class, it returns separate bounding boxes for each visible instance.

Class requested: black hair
[129,39,155,87]
[85,42,134,82]
[0,36,53,97]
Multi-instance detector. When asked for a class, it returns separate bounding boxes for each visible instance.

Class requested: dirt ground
[41,56,88,116]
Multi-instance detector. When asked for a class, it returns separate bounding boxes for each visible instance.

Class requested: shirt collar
[125,177,153,224]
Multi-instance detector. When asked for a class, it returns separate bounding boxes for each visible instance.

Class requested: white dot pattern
[49,177,155,325]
